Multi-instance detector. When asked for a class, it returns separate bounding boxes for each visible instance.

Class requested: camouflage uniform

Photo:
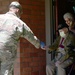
[0,12,40,75]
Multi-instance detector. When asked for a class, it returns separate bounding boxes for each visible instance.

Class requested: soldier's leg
[0,50,16,75]
[1,58,15,75]
[0,60,1,75]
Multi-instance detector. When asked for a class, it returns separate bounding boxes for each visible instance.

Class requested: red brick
[20,0,31,5]
[22,67,32,72]
[2,0,9,6]
[20,62,29,67]
[32,57,40,62]
[29,62,39,67]
[32,66,40,71]
[30,52,38,57]
[39,61,46,66]
[21,57,33,62]
[31,71,39,75]
[39,71,46,75]
[21,71,31,75]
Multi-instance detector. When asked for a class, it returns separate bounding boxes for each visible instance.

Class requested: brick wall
[19,0,46,75]
[0,0,18,13]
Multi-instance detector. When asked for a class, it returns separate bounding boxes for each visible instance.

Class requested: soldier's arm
[21,24,40,49]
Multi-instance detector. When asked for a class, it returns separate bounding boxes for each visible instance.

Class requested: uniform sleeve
[21,24,40,49]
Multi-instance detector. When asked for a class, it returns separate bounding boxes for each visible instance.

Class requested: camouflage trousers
[0,50,16,75]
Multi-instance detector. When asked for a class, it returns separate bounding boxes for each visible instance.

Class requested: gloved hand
[40,41,45,49]
[40,41,50,50]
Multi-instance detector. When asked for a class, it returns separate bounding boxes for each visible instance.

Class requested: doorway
[57,0,75,24]
[45,0,75,64]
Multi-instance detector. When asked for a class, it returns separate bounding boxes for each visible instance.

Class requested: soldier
[0,1,41,75]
